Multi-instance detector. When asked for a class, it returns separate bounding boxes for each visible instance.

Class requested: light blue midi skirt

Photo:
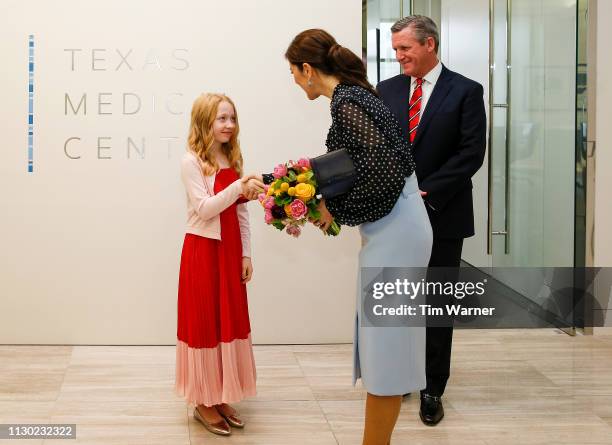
[353,173,433,395]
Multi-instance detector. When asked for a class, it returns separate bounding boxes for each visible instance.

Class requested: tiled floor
[1,330,612,444]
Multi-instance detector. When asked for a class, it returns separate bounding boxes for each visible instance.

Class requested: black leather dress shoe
[419,393,444,426]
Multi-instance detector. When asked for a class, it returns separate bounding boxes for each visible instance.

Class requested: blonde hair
[187,93,243,176]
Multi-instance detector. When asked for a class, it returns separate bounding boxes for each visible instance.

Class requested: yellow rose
[287,187,296,196]
[280,182,290,192]
[297,173,307,183]
[294,183,315,201]
[266,187,275,196]
[284,204,293,216]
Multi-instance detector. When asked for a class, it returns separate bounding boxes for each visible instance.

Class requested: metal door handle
[487,0,511,255]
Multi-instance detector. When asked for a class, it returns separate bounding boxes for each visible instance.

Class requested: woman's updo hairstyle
[285,29,377,96]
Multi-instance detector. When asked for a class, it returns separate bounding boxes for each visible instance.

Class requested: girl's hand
[240,175,265,200]
[310,199,334,233]
[242,257,253,284]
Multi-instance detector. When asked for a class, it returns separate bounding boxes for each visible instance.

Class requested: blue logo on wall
[28,35,34,173]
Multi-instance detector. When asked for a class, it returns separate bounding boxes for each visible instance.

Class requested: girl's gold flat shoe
[220,412,245,428]
[194,408,231,436]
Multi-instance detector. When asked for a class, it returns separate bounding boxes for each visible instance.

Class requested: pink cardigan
[180,152,251,258]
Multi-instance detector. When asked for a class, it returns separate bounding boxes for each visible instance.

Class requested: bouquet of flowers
[258,158,341,237]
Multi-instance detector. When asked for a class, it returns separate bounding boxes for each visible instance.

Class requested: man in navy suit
[377,15,486,426]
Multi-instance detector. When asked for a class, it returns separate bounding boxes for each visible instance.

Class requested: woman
[283,29,433,445]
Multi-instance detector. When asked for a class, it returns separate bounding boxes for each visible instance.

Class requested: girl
[175,93,264,436]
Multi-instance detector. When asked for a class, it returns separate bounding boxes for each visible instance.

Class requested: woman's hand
[242,257,253,284]
[240,174,265,200]
[311,198,334,233]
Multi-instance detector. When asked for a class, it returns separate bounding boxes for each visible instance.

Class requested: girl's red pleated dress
[175,168,256,407]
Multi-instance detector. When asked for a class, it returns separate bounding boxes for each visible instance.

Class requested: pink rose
[286,224,302,238]
[289,199,308,219]
[273,164,288,178]
[297,158,311,169]
[264,209,274,224]
[264,197,275,210]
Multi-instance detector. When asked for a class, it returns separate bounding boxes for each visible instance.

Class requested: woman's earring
[307,79,312,87]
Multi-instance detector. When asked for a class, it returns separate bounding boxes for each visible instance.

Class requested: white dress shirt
[409,61,442,210]
[409,61,443,115]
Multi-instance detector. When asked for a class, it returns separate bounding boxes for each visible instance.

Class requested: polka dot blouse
[324,83,416,226]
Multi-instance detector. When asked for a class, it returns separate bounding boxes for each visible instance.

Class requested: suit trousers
[423,237,463,397]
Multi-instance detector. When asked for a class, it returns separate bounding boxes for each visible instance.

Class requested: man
[377,15,486,426]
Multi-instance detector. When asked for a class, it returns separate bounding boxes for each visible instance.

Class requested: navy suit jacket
[377,65,486,239]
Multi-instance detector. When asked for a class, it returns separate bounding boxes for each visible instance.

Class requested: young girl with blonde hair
[175,93,264,436]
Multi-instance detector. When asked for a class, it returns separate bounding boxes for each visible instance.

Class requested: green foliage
[327,221,341,236]
[272,221,285,231]
[275,195,292,206]
[308,208,321,219]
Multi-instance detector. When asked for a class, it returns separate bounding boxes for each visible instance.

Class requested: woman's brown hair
[285,29,377,96]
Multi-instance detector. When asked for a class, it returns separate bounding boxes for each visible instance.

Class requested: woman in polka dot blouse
[281,29,433,445]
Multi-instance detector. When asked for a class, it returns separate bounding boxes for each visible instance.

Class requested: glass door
[366,0,408,84]
[489,0,577,269]
[365,0,441,84]
[363,0,585,332]
[488,0,579,333]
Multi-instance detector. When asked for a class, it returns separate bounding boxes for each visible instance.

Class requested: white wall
[593,0,612,330]
[0,0,362,345]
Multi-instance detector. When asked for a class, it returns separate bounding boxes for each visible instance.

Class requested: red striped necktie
[408,78,424,144]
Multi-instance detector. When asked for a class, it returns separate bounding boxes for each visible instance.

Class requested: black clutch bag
[310,149,357,200]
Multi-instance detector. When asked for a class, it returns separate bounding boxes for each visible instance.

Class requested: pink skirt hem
[175,335,257,406]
